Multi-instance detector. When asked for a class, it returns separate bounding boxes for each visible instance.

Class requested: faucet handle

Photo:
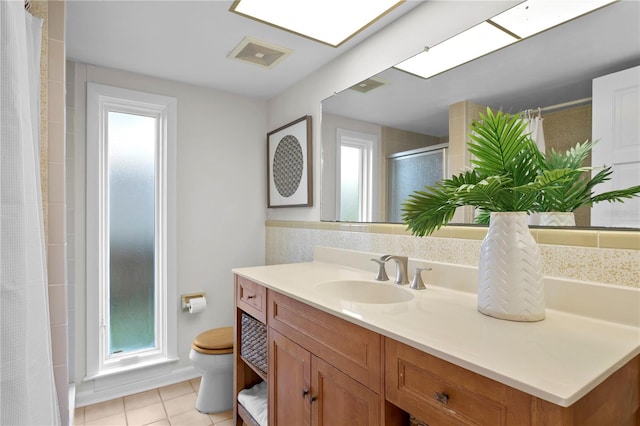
[370,259,389,281]
[410,267,432,290]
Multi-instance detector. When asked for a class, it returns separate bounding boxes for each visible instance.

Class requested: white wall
[266,1,518,222]
[70,63,267,403]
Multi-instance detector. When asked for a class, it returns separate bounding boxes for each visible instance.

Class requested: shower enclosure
[387,144,448,223]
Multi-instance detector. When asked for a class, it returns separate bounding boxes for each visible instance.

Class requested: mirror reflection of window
[336,129,377,221]
[339,145,363,221]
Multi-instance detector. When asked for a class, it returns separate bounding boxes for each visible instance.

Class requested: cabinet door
[311,356,381,426]
[269,329,311,426]
[592,65,640,227]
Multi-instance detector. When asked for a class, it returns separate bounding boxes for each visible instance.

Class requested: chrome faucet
[410,266,432,290]
[370,258,389,281]
[380,255,409,285]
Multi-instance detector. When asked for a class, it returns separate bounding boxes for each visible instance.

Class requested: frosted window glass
[107,111,156,354]
[340,145,361,221]
[388,149,445,223]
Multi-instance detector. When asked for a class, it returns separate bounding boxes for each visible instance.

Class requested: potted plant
[402,107,579,235]
[531,140,640,226]
[402,108,580,322]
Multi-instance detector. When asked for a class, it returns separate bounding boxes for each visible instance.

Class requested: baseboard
[75,365,199,407]
[68,383,76,426]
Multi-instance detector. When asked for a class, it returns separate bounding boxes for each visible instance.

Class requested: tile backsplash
[265,221,639,288]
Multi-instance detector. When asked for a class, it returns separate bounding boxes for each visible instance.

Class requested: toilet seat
[192,326,234,355]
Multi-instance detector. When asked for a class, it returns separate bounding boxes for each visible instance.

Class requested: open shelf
[240,355,267,382]
[237,401,262,426]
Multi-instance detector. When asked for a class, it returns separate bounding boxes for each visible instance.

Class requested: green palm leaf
[402,170,481,237]
[468,108,536,179]
[591,185,640,204]
[402,107,584,237]
[535,140,640,212]
[402,107,639,236]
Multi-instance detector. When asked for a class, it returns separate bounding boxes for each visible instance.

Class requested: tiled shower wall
[32,0,68,423]
[266,221,640,289]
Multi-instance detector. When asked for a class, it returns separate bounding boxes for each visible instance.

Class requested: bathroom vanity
[232,247,640,426]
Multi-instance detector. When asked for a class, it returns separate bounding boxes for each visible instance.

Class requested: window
[335,129,378,221]
[86,83,177,378]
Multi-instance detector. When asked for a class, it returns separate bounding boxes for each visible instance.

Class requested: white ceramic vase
[538,212,576,227]
[529,212,576,227]
[477,212,545,322]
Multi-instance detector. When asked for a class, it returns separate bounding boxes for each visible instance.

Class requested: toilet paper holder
[181,292,206,311]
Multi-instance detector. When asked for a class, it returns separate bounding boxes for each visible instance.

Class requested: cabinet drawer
[385,338,530,426]
[268,290,382,393]
[236,276,266,323]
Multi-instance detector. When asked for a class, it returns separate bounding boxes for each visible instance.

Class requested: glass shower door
[387,144,447,223]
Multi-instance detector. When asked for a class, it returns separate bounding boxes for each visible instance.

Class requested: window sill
[84,356,180,390]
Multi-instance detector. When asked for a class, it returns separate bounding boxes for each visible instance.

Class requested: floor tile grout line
[75,378,232,426]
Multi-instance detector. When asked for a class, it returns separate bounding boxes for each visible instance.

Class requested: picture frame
[267,115,313,207]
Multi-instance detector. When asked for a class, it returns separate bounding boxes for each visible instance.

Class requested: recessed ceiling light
[229,37,292,69]
[395,22,518,79]
[230,0,405,47]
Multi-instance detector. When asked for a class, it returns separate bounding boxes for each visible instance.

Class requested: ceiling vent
[348,76,388,93]
[229,37,292,69]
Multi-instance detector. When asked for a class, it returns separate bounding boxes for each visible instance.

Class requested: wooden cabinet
[268,329,310,426]
[385,338,530,425]
[236,275,266,323]
[235,274,639,426]
[269,329,381,426]
[234,276,268,426]
[267,290,386,426]
[385,338,640,426]
[234,275,397,426]
[268,289,382,393]
[311,353,381,426]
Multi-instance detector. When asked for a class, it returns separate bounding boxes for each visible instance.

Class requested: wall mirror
[321,1,639,228]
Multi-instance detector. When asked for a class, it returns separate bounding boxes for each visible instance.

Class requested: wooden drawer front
[385,338,530,426]
[236,276,266,323]
[268,290,382,393]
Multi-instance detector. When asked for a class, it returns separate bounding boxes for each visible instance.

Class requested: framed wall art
[267,115,313,207]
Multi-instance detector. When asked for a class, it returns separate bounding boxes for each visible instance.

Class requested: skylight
[395,0,617,79]
[230,0,404,47]
[491,0,617,39]
[396,22,518,81]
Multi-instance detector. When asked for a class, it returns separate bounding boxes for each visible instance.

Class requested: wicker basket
[240,312,267,375]
[409,415,428,426]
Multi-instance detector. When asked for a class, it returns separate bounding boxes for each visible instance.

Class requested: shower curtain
[522,109,546,152]
[0,2,61,425]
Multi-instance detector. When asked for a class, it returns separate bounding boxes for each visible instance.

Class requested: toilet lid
[193,327,234,353]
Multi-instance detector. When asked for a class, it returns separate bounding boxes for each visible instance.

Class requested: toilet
[189,326,234,413]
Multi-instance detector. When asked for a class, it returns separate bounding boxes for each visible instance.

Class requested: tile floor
[74,378,234,426]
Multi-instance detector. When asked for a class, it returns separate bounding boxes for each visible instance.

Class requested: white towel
[238,381,268,426]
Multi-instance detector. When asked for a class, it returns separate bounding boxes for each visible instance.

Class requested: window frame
[85,83,177,379]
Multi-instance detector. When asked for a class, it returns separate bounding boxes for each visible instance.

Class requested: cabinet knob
[302,388,309,398]
[309,395,317,404]
[434,391,449,405]
[246,294,255,299]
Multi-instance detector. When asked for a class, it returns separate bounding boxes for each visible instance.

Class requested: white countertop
[232,249,640,407]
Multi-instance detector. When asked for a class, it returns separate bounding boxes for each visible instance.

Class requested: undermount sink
[314,280,414,304]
